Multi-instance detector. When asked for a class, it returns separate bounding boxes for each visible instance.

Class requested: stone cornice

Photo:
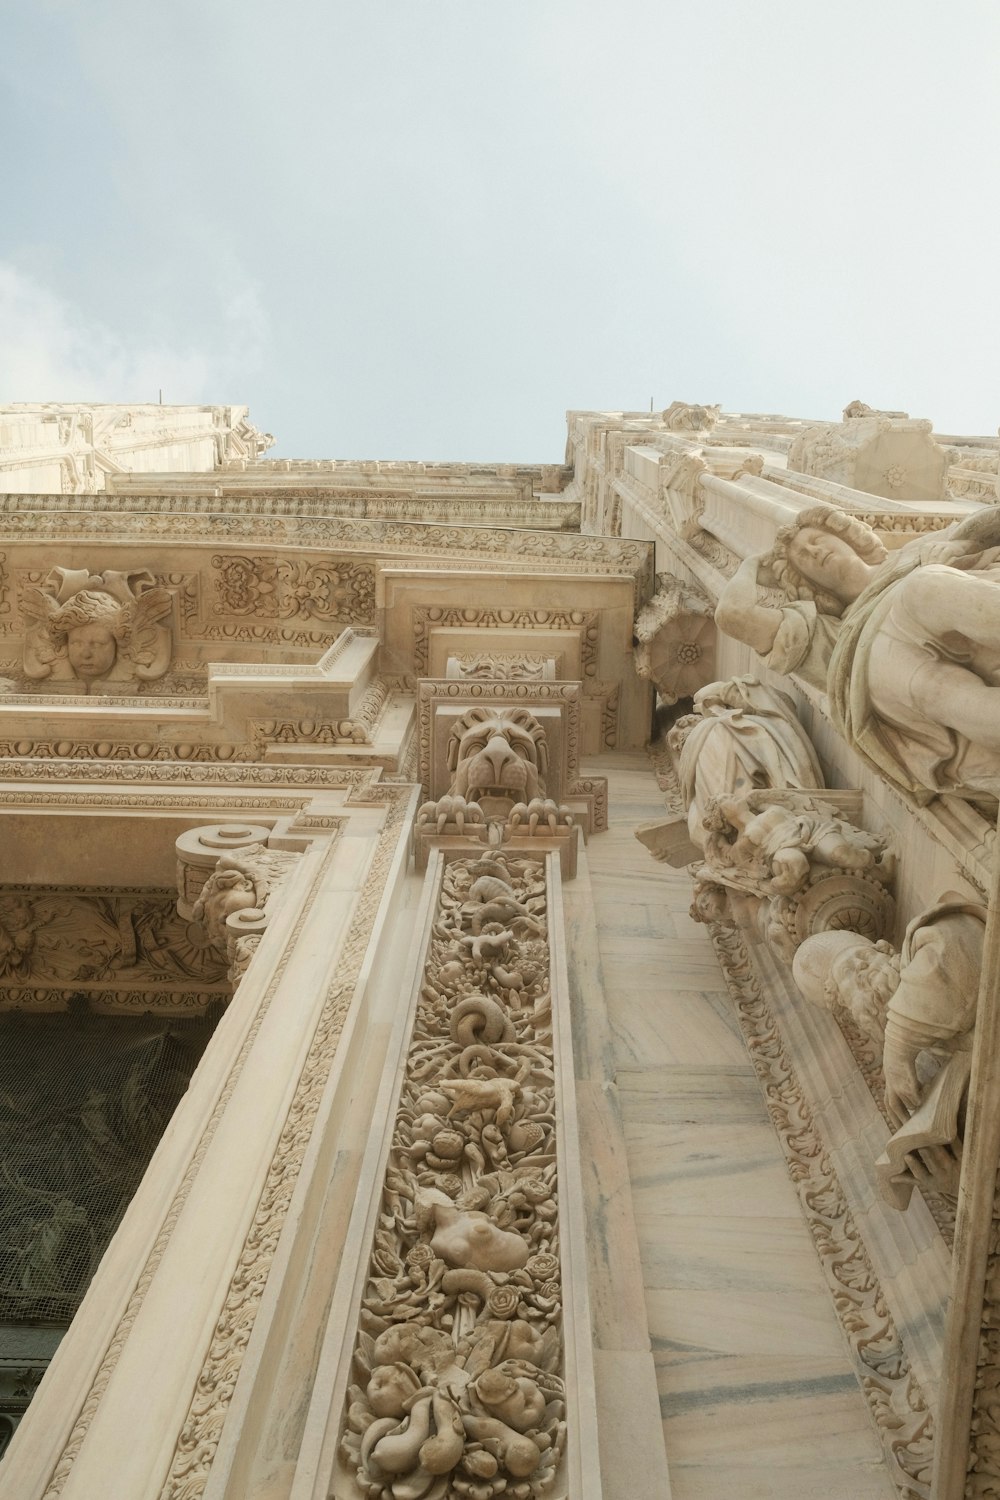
[0,496,650,582]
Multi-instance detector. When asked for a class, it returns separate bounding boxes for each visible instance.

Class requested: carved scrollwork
[211,554,376,625]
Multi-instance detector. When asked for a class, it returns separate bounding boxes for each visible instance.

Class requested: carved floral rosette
[338,853,567,1500]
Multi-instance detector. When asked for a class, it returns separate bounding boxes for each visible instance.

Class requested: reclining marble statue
[793,899,987,1209]
[714,502,1000,799]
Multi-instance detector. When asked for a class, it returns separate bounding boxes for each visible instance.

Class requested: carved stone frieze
[0,505,652,602]
[212,554,376,626]
[686,528,741,576]
[336,852,568,1500]
[0,987,226,1018]
[0,758,393,793]
[446,651,554,681]
[0,888,228,997]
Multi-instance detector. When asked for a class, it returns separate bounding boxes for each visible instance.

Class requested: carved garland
[709,922,934,1500]
[337,852,567,1500]
[0,761,390,793]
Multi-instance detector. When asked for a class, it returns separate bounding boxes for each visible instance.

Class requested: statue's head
[50,590,125,681]
[448,706,547,803]
[793,928,898,1041]
[768,505,887,616]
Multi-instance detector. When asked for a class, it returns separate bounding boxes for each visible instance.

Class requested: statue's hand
[508,798,573,834]
[883,1033,922,1126]
[416,795,485,834]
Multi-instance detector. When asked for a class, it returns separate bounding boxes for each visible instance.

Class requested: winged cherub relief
[20,567,174,692]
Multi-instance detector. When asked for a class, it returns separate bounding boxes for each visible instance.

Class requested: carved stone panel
[335,852,570,1500]
[211,554,376,626]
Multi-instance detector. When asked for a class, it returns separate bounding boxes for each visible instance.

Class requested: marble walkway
[577,752,897,1500]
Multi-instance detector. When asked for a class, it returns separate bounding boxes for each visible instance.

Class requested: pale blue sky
[2,0,998,459]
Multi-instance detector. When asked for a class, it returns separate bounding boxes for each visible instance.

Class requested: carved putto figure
[189,843,301,983]
[691,789,895,961]
[20,566,173,692]
[715,502,1000,798]
[793,899,986,1207]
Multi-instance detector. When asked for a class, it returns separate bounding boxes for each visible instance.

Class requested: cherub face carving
[448,707,548,803]
[66,623,118,680]
[51,591,125,682]
[21,567,174,691]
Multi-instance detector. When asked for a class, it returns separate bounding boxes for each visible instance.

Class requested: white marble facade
[0,400,996,1500]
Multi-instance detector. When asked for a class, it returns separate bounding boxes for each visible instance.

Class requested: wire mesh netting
[0,1008,218,1324]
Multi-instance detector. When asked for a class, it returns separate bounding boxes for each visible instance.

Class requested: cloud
[0,261,267,406]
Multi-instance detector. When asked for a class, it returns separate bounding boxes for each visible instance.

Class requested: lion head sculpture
[447,706,548,804]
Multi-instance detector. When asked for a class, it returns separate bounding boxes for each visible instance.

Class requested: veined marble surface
[579,753,897,1500]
